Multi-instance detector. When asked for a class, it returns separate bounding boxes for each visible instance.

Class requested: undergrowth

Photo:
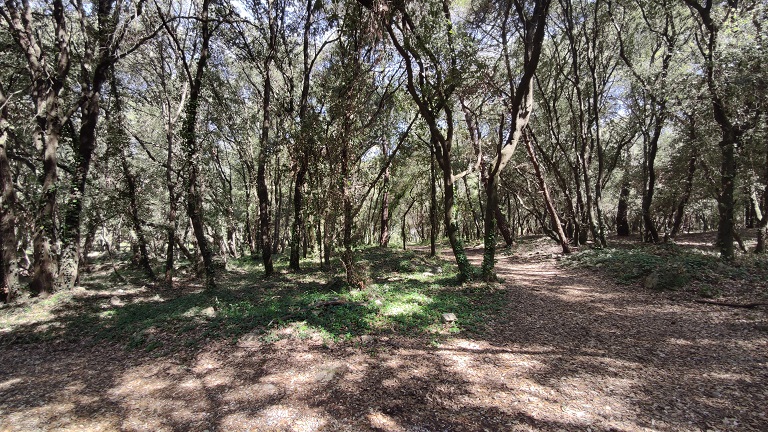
[0,248,505,355]
[564,242,767,294]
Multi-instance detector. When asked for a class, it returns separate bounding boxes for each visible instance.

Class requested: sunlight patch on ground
[108,363,213,430]
[220,405,327,431]
[382,300,423,317]
[222,382,282,404]
[0,377,23,391]
[367,411,405,431]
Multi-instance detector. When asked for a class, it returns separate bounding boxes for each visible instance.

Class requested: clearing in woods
[1,233,767,431]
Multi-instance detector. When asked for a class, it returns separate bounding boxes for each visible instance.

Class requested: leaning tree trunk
[0,88,19,302]
[524,131,570,254]
[110,74,154,280]
[121,154,155,280]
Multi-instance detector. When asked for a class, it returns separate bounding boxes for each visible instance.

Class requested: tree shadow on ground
[1,237,767,431]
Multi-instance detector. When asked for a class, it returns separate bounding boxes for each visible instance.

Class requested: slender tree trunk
[494,203,515,246]
[182,0,215,289]
[110,75,154,280]
[401,199,416,250]
[58,64,109,290]
[165,130,177,286]
[121,153,155,279]
[641,128,661,243]
[616,186,630,236]
[379,143,391,247]
[0,88,19,302]
[340,130,356,283]
[290,156,307,270]
[429,149,437,257]
[80,215,98,273]
[482,176,498,280]
[670,150,697,239]
[717,135,737,260]
[257,132,274,276]
[271,160,282,254]
[290,0,316,270]
[524,131,570,253]
[754,135,768,253]
[257,0,276,277]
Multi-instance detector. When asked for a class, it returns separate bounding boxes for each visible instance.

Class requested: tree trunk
[670,150,697,239]
[30,107,60,296]
[5,0,70,296]
[402,199,416,250]
[641,128,661,243]
[440,153,473,281]
[494,203,515,247]
[257,0,277,277]
[616,186,630,236]
[524,131,570,254]
[717,135,736,260]
[429,148,438,257]
[110,75,154,280]
[290,156,307,270]
[80,215,98,274]
[341,130,356,283]
[379,144,391,247]
[0,88,19,302]
[481,176,499,280]
[182,0,215,289]
[271,160,282,254]
[257,137,274,276]
[121,153,155,280]
[165,131,177,286]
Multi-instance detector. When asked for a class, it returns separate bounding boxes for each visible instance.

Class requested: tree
[683,0,762,260]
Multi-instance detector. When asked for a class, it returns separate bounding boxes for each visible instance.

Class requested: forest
[0,0,767,431]
[0,0,766,299]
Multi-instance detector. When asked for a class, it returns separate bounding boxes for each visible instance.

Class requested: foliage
[563,242,765,292]
[0,248,505,353]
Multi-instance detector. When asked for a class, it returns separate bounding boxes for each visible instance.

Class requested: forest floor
[1,232,767,431]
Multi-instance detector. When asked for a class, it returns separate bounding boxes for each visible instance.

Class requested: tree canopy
[1,0,766,302]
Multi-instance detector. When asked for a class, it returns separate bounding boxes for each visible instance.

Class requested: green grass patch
[2,247,506,354]
[563,242,751,291]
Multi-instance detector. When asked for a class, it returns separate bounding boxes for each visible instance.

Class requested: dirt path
[1,246,767,431]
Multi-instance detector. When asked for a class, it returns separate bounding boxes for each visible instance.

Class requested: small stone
[442,313,457,323]
[109,296,123,307]
[200,306,216,318]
